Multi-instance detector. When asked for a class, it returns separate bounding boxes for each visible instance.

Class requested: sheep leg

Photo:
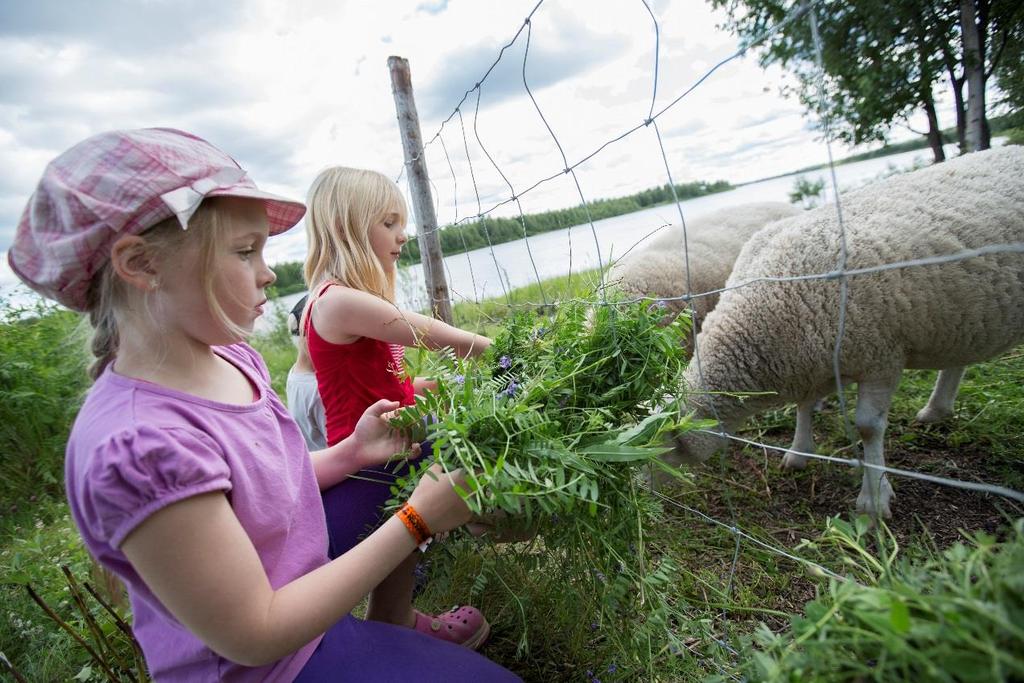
[854,376,898,519]
[915,366,967,424]
[781,398,819,470]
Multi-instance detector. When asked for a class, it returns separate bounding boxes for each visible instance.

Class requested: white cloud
[1,0,916,284]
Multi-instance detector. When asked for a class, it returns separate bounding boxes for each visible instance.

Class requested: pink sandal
[413,605,491,650]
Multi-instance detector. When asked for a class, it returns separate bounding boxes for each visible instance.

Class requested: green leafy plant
[2,506,146,682]
[0,296,90,514]
[389,299,709,675]
[20,565,145,682]
[740,516,1024,682]
[390,299,696,523]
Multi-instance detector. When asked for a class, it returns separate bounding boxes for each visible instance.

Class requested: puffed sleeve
[76,425,232,548]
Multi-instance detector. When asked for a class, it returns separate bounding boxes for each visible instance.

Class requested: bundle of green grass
[391,299,694,526]
[390,300,701,669]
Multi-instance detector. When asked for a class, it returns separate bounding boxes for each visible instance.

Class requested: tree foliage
[709,0,1023,158]
[992,5,1024,112]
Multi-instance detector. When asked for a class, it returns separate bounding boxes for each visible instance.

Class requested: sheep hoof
[856,478,894,519]
[781,451,809,470]
[914,405,953,424]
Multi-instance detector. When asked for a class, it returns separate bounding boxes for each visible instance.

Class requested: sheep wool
[609,202,800,335]
[671,145,1024,518]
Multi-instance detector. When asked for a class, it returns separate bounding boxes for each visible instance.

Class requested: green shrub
[248,302,296,399]
[1004,127,1024,146]
[0,297,89,514]
[1,501,144,682]
[789,175,825,209]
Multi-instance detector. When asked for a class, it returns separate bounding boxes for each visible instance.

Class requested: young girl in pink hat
[8,128,519,683]
[301,166,494,649]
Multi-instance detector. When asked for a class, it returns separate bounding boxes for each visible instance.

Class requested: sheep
[611,199,960,442]
[611,201,971,422]
[609,202,801,338]
[665,145,1024,518]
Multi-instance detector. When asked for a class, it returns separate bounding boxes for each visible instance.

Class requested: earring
[149,278,159,290]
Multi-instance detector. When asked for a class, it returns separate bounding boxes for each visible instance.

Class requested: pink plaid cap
[8,127,306,312]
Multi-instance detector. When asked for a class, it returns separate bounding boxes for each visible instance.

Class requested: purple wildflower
[607,664,617,674]
[589,622,599,631]
[647,299,668,313]
[499,355,512,369]
[504,381,518,398]
[592,569,606,582]
[453,374,465,385]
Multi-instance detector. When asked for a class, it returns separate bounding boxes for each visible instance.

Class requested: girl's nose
[261,262,277,287]
[397,231,408,244]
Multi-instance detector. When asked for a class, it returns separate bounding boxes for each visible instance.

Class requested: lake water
[260,143,959,331]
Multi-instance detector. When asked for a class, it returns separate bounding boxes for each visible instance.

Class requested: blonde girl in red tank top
[302,166,493,650]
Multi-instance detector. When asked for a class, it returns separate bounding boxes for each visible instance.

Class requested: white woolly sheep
[612,200,966,420]
[609,202,800,336]
[666,145,1024,518]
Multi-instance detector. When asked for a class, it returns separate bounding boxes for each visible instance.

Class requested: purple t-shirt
[65,343,327,682]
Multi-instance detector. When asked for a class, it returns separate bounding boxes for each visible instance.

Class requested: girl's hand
[349,399,422,469]
[407,464,472,534]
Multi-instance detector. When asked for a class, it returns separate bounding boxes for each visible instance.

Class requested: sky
[0,0,940,294]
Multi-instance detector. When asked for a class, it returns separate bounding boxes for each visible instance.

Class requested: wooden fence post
[388,55,453,324]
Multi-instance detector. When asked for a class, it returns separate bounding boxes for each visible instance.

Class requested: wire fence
[392,0,1024,671]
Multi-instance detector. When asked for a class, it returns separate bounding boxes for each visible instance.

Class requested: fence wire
[393,0,1024,669]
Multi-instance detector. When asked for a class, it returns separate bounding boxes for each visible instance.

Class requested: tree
[992,16,1024,113]
[709,0,1021,158]
[710,0,950,161]
[789,175,825,209]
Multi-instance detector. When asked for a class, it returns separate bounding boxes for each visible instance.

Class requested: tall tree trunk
[912,19,945,164]
[949,70,967,152]
[960,0,989,151]
[922,93,946,162]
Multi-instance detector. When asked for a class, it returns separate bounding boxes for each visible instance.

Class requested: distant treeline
[765,112,1024,182]
[397,179,731,266]
[267,178,732,295]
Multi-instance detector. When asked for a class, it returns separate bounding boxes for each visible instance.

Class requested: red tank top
[306,284,415,446]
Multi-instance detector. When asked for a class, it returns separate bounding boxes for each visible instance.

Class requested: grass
[2,274,1022,682]
[448,268,609,337]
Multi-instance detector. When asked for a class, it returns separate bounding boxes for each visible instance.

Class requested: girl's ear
[110,235,159,293]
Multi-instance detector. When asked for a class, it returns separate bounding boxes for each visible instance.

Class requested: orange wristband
[396,503,432,550]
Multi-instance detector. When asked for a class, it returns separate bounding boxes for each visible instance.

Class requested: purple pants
[294,613,520,681]
[321,441,432,558]
[321,460,409,558]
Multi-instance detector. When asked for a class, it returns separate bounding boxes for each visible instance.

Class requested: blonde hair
[84,199,246,380]
[303,167,408,302]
